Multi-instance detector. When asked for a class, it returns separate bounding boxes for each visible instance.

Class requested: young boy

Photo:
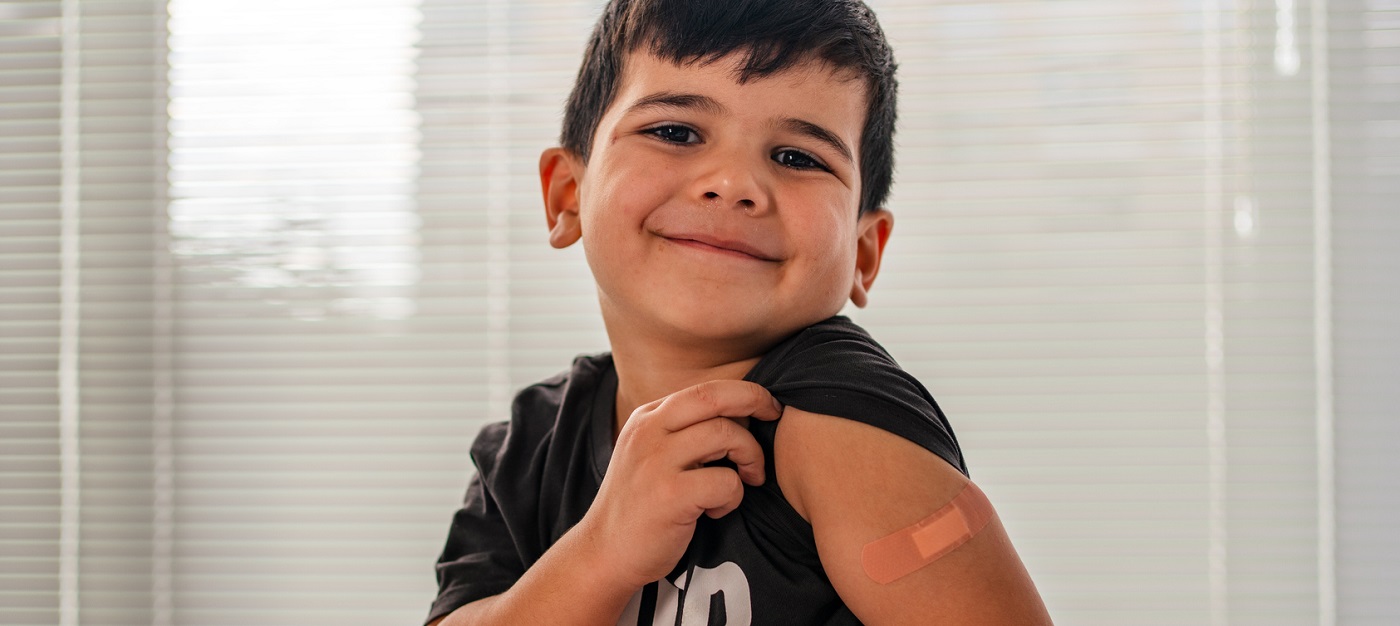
[428,0,1051,624]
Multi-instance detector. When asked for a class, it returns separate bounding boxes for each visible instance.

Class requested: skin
[432,50,1052,625]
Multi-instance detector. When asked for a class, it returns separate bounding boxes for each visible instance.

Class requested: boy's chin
[642,303,838,352]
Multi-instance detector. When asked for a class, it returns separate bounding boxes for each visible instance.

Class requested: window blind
[158,1,479,623]
[72,1,165,623]
[866,2,1324,623]
[1,0,63,622]
[1331,0,1400,621]
[0,1,1395,624]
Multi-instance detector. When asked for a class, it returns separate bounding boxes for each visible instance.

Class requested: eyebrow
[624,91,729,117]
[623,90,855,166]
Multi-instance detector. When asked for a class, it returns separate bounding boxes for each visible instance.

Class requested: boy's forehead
[606,50,867,136]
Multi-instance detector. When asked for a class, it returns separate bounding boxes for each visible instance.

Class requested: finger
[665,417,766,486]
[677,466,746,520]
[657,380,783,433]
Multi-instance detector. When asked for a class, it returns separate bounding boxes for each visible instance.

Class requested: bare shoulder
[772,407,1054,626]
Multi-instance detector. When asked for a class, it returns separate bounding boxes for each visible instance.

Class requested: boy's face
[541,50,891,352]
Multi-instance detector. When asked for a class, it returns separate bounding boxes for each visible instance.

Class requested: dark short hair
[561,0,898,215]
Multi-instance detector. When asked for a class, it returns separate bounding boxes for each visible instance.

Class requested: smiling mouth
[663,235,780,262]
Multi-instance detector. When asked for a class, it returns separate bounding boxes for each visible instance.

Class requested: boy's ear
[849,209,893,308]
[539,147,585,249]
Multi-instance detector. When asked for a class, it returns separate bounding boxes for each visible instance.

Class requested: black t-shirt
[427,316,966,625]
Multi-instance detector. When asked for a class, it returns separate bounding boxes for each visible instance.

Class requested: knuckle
[714,421,745,455]
[640,397,667,417]
[712,415,737,440]
[691,381,718,408]
[614,425,639,449]
[616,425,658,457]
[622,405,662,437]
[748,381,768,404]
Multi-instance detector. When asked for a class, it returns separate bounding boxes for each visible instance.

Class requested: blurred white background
[1,0,1396,624]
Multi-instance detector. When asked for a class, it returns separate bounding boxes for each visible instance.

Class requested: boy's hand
[580,380,782,590]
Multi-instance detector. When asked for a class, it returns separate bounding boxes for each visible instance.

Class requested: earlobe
[849,209,893,308]
[539,147,584,249]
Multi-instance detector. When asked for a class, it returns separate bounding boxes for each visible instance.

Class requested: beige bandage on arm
[860,480,995,584]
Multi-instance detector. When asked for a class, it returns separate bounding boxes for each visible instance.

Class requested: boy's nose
[692,157,770,215]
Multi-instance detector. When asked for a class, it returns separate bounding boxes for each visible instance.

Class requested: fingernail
[771,397,783,415]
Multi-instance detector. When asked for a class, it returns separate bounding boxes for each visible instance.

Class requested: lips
[659,231,781,262]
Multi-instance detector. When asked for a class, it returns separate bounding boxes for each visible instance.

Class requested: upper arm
[773,407,1053,626]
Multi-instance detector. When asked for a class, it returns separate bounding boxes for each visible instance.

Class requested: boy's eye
[773,149,828,172]
[646,125,699,144]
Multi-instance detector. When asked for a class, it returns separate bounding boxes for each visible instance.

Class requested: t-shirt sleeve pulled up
[745,317,967,476]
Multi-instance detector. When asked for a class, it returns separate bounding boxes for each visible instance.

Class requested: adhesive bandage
[860,481,995,584]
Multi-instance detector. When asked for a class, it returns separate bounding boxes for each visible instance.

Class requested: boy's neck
[606,328,765,442]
